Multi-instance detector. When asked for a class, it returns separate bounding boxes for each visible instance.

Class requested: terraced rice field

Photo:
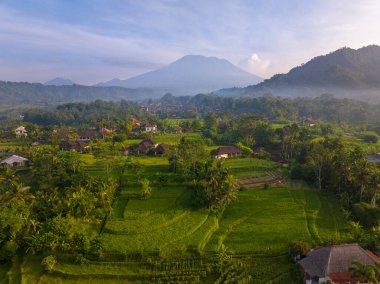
[3,155,350,283]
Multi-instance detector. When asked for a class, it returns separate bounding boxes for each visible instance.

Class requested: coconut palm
[349,260,379,284]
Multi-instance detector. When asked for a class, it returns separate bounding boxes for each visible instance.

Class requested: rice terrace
[1,140,352,283]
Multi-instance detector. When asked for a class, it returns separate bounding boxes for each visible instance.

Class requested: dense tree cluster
[168,137,237,212]
[0,146,118,263]
[154,94,380,125]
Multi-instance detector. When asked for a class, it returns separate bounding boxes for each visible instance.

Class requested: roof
[156,143,170,151]
[211,146,241,156]
[298,243,379,279]
[77,130,99,138]
[139,139,157,147]
[143,124,157,128]
[99,127,111,134]
[1,155,28,164]
[60,140,88,150]
[55,130,71,138]
[131,118,141,126]
[15,126,26,131]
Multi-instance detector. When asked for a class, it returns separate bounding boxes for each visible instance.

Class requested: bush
[360,132,379,143]
[74,254,89,265]
[288,241,310,259]
[352,202,380,228]
[41,255,57,271]
[258,148,270,160]
[0,240,19,263]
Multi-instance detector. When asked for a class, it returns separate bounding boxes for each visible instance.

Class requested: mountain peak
[44,77,75,86]
[97,55,262,95]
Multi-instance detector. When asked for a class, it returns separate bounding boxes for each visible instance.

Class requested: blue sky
[1,0,380,84]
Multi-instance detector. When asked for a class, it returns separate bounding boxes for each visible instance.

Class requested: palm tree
[349,260,379,284]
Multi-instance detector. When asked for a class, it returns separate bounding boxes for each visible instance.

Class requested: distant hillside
[0,81,163,107]
[44,77,76,86]
[216,45,380,102]
[97,55,262,96]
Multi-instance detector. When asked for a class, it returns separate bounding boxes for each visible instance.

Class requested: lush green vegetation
[2,96,380,283]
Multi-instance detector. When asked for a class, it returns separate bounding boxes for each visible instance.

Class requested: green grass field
[0,147,351,283]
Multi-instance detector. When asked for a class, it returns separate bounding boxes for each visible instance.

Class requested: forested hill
[216,45,380,101]
[20,94,380,126]
[0,81,161,106]
[153,93,380,125]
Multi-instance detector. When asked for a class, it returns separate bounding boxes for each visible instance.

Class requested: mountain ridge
[216,45,380,99]
[97,55,262,95]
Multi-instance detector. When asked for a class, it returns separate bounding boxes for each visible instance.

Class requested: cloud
[238,53,271,78]
[249,53,261,63]
[2,1,380,83]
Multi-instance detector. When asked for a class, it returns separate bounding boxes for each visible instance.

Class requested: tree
[278,124,300,159]
[202,113,218,140]
[168,137,208,179]
[349,260,380,284]
[194,161,238,211]
[308,142,330,191]
[350,147,373,202]
[140,178,152,200]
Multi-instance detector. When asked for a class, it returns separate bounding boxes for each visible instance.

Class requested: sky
[1,0,380,85]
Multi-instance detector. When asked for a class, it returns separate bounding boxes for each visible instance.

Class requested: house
[121,146,129,156]
[15,126,27,138]
[77,130,99,141]
[211,146,241,159]
[1,155,28,168]
[303,118,316,127]
[298,243,380,284]
[54,130,71,141]
[142,124,157,132]
[138,139,157,155]
[154,143,170,156]
[60,140,88,152]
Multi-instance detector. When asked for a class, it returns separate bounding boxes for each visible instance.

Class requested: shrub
[74,254,89,265]
[360,132,379,143]
[140,178,152,200]
[352,202,380,228]
[41,255,57,271]
[258,148,271,160]
[288,241,310,259]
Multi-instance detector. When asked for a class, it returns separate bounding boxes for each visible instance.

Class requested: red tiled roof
[99,128,111,134]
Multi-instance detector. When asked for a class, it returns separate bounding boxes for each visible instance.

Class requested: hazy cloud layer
[1,0,380,84]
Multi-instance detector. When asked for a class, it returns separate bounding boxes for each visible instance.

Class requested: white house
[1,155,28,168]
[15,126,27,138]
[143,124,157,132]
